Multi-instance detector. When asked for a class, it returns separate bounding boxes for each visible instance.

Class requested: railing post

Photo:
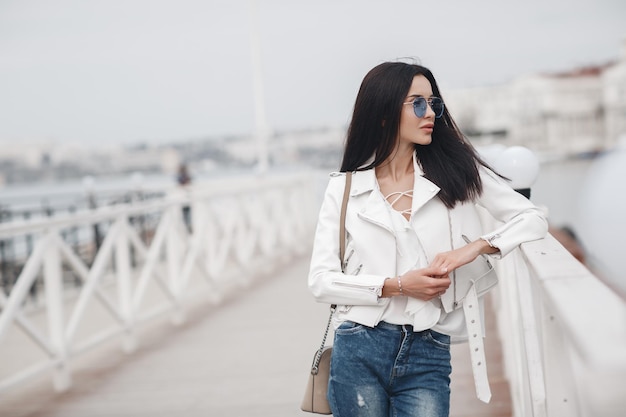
[116,217,137,353]
[166,207,185,325]
[43,230,71,392]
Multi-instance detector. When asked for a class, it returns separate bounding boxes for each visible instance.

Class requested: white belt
[462,284,492,403]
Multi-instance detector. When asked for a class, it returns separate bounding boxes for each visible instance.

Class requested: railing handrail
[495,232,626,417]
[0,172,315,239]
[522,235,626,369]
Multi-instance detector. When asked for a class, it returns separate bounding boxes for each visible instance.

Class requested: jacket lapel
[411,154,441,215]
[412,174,441,215]
[350,170,394,234]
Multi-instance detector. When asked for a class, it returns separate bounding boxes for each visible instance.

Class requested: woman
[308,61,548,417]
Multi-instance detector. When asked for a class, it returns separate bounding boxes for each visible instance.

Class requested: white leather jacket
[308,160,548,334]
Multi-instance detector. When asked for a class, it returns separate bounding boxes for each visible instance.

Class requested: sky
[0,0,625,147]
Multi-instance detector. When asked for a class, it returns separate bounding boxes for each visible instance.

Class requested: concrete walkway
[0,255,511,417]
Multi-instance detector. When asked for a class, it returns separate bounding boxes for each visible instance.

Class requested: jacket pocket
[342,240,363,276]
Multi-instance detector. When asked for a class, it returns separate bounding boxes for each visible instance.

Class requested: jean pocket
[335,320,366,335]
[425,330,451,350]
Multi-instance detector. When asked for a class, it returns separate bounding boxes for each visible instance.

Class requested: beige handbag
[301,172,352,415]
[300,329,334,414]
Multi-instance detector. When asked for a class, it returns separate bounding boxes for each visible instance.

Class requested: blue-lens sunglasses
[403,96,445,118]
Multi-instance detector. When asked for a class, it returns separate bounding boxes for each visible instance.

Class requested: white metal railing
[493,233,626,417]
[0,172,317,394]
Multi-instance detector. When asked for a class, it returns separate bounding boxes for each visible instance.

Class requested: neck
[377,147,414,182]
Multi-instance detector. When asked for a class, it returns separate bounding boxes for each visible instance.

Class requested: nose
[424,102,436,119]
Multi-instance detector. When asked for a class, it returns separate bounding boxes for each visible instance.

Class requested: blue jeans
[328,321,451,417]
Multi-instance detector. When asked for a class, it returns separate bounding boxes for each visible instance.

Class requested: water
[0,159,595,228]
[0,166,305,215]
[0,173,175,215]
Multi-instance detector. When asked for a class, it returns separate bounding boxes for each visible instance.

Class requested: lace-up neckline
[384,189,413,218]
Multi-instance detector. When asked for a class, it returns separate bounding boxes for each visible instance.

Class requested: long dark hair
[340,61,491,209]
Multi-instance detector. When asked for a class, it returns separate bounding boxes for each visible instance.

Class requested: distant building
[445,39,626,159]
[603,41,626,147]
[512,65,609,155]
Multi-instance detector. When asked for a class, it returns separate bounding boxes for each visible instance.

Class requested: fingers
[422,264,448,277]
[400,269,451,301]
[429,276,450,292]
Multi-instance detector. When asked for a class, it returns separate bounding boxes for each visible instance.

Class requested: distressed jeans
[328,321,451,417]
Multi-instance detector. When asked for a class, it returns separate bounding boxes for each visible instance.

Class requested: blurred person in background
[177,163,191,187]
[176,163,192,232]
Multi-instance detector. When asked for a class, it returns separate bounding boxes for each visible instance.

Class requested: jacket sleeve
[477,166,549,258]
[307,173,388,306]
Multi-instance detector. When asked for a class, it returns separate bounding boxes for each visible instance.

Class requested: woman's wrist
[380,275,404,298]
[477,238,500,255]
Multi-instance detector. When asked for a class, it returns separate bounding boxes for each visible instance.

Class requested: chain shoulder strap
[311,171,352,374]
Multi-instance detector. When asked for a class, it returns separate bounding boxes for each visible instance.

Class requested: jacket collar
[411,155,441,214]
[349,152,441,230]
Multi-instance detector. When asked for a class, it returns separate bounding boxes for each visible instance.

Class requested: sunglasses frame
[402,96,445,119]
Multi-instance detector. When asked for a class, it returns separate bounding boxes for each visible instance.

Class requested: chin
[416,137,432,146]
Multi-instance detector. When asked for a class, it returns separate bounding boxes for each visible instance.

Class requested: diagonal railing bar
[114,217,135,353]
[234,195,260,264]
[179,210,223,299]
[0,291,54,356]
[255,193,274,256]
[165,207,187,320]
[131,210,178,314]
[128,226,177,308]
[0,235,49,342]
[206,200,239,277]
[53,234,123,325]
[43,226,71,391]
[64,221,121,346]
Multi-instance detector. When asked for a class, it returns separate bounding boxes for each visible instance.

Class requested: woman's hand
[428,239,496,273]
[383,265,450,300]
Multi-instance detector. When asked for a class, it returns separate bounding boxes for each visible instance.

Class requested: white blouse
[378,187,442,330]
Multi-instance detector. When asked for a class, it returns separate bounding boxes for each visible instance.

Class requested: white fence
[493,233,626,417]
[0,172,317,394]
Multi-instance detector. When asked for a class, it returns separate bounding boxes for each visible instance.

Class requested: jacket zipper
[332,277,376,294]
[343,249,355,271]
[357,212,394,234]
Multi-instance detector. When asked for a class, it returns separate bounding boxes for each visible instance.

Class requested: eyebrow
[406,94,433,100]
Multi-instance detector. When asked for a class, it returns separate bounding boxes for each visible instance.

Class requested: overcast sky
[0,0,624,147]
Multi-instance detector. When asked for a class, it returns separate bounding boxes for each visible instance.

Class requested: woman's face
[398,74,436,147]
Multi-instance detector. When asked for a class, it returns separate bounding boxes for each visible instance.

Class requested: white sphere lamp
[492,146,540,198]
[477,143,507,166]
